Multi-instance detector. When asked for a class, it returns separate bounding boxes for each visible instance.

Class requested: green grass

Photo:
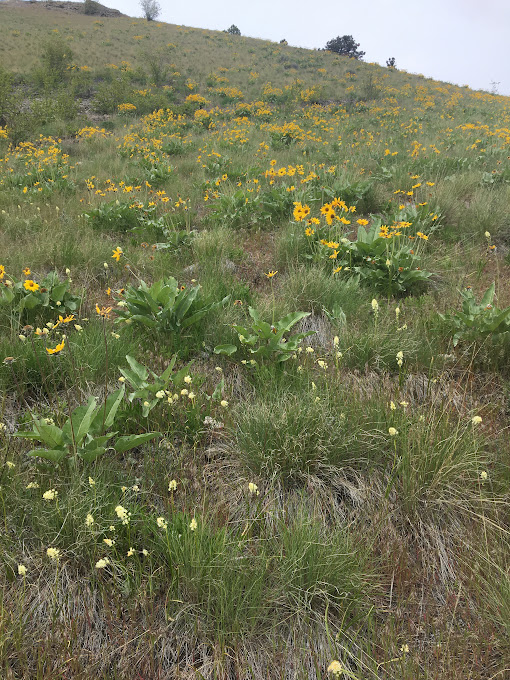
[0,2,509,678]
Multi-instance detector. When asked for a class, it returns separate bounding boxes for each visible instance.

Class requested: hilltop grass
[0,2,509,679]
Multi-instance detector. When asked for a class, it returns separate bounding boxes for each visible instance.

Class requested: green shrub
[0,270,81,327]
[215,307,314,364]
[92,78,131,114]
[14,386,159,466]
[84,200,142,233]
[83,0,101,15]
[39,35,74,89]
[114,277,229,336]
[303,218,433,297]
[439,283,510,346]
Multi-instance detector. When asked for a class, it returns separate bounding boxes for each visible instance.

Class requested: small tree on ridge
[325,35,365,60]
[140,0,161,21]
[226,25,241,36]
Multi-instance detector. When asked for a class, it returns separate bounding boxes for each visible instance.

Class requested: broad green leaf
[84,434,116,449]
[155,279,178,307]
[248,306,260,323]
[62,398,97,446]
[173,286,199,323]
[180,307,209,330]
[356,225,369,242]
[19,293,40,311]
[212,376,225,400]
[241,334,258,346]
[31,422,64,448]
[119,366,145,388]
[160,355,177,381]
[75,397,99,445]
[12,431,42,440]
[130,387,152,399]
[79,447,106,463]
[173,362,194,385]
[481,283,495,307]
[114,432,160,454]
[277,312,310,331]
[0,288,15,304]
[91,386,125,433]
[50,282,68,302]
[126,355,149,382]
[42,271,59,288]
[130,314,159,328]
[142,402,154,417]
[252,320,272,337]
[214,344,238,356]
[27,448,66,463]
[487,308,510,332]
[138,287,161,314]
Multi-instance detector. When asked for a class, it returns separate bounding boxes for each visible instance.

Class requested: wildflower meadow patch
[0,4,509,678]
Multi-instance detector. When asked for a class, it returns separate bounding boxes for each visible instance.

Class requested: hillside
[0,3,510,680]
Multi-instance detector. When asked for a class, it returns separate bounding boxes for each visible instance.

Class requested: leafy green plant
[91,78,132,114]
[14,386,159,464]
[120,354,191,417]
[115,277,229,333]
[215,307,314,362]
[439,283,510,346]
[37,34,74,88]
[318,177,377,213]
[258,186,296,222]
[0,270,81,325]
[481,169,510,187]
[161,138,188,156]
[382,201,442,235]
[208,188,255,228]
[84,200,144,233]
[315,219,432,296]
[209,185,295,229]
[151,228,197,255]
[6,148,74,194]
[138,160,173,187]
[350,219,432,294]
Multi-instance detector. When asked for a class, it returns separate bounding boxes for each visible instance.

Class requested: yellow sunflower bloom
[96,304,113,318]
[46,339,65,355]
[24,280,40,292]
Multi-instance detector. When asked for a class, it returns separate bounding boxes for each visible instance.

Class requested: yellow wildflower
[24,280,40,292]
[46,339,65,355]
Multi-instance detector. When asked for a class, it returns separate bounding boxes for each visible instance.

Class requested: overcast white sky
[93,0,510,95]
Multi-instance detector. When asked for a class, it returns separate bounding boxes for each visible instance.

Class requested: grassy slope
[0,3,510,679]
